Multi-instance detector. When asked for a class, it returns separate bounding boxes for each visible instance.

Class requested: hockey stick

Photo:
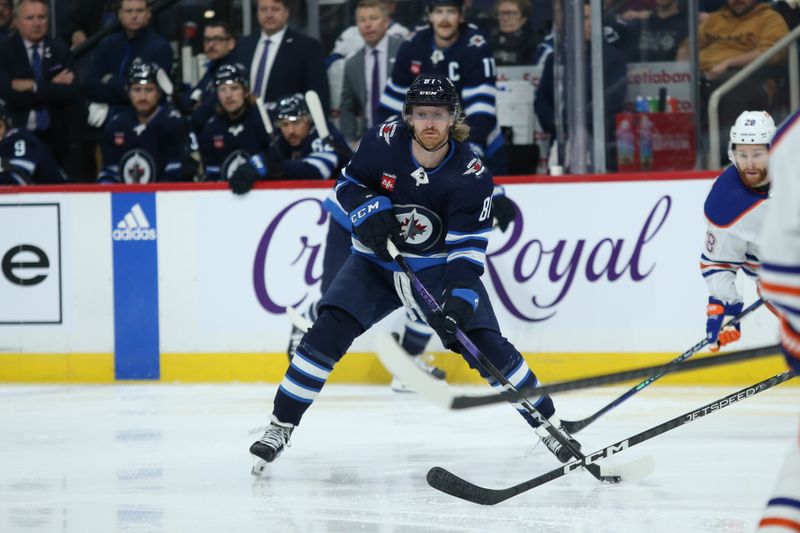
[255,96,274,136]
[386,241,626,484]
[305,90,330,140]
[429,369,796,505]
[561,299,765,433]
[450,343,781,409]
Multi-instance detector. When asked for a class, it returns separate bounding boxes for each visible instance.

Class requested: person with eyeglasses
[491,0,542,66]
[177,20,237,134]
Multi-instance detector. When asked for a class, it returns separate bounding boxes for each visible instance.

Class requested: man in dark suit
[340,0,404,146]
[0,0,79,166]
[232,0,330,113]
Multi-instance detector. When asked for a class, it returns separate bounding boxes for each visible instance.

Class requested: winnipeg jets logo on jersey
[394,204,442,252]
[467,35,486,48]
[380,122,398,145]
[463,157,486,177]
[222,149,250,180]
[411,166,429,187]
[228,124,244,137]
[120,149,156,184]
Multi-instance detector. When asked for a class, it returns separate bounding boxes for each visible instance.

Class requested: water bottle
[639,115,653,170]
[616,118,635,166]
[635,96,648,113]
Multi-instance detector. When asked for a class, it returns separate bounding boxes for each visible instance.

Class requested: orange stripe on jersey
[705,199,764,229]
[761,281,800,297]
[758,517,800,531]
[700,262,737,270]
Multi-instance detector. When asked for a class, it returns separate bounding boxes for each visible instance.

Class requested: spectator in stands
[178,20,237,135]
[627,0,688,62]
[0,0,11,41]
[535,0,627,171]
[68,0,116,47]
[98,63,194,183]
[340,0,404,146]
[491,0,541,66]
[0,0,80,167]
[199,63,271,183]
[330,0,410,60]
[0,97,68,184]
[232,0,330,113]
[85,0,173,125]
[678,0,789,162]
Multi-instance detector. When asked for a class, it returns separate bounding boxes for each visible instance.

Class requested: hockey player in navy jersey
[249,73,577,475]
[0,98,67,185]
[98,63,194,183]
[199,63,272,183]
[225,93,352,194]
[755,109,800,533]
[377,0,508,174]
[701,110,775,352]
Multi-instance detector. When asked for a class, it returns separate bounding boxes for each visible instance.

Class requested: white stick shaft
[304,90,330,139]
[255,97,274,135]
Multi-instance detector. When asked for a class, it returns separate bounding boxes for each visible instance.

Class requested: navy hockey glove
[229,155,267,195]
[349,195,401,262]
[429,287,479,347]
[491,194,517,232]
[706,297,743,352]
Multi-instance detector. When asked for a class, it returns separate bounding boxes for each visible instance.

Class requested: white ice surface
[0,382,798,532]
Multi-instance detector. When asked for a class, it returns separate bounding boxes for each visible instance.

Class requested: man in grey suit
[339,0,404,146]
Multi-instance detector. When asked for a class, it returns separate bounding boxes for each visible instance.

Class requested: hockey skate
[286,325,304,362]
[389,332,446,392]
[535,415,582,463]
[250,417,294,476]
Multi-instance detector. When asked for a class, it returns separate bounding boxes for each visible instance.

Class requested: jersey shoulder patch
[704,165,766,228]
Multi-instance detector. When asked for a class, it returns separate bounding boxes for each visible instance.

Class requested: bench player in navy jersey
[701,111,774,352]
[225,92,352,194]
[199,63,272,183]
[0,98,67,185]
[248,73,578,475]
[97,63,194,183]
[377,0,508,175]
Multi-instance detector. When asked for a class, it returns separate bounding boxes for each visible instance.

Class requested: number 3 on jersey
[478,195,492,222]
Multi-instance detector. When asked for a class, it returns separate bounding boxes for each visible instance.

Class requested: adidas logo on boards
[112,203,157,241]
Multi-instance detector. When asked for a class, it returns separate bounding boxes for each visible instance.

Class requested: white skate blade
[251,456,268,477]
[599,455,655,483]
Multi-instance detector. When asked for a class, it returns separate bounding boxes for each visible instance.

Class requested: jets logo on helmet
[727,110,776,167]
[214,63,248,89]
[127,62,160,88]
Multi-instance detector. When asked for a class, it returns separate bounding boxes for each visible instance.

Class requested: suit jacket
[232,27,330,113]
[339,35,403,143]
[0,33,78,127]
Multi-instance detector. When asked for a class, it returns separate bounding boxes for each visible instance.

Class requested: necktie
[253,38,271,99]
[30,45,50,131]
[371,48,380,126]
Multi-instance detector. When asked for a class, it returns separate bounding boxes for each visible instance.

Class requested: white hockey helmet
[727,110,776,166]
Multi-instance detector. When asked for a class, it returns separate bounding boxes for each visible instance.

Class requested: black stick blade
[427,467,507,505]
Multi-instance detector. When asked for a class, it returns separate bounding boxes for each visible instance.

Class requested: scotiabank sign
[0,204,62,324]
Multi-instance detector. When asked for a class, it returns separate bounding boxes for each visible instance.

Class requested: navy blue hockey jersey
[337,120,494,289]
[0,128,67,185]
[379,24,503,158]
[200,105,271,181]
[99,105,192,183]
[269,121,352,181]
